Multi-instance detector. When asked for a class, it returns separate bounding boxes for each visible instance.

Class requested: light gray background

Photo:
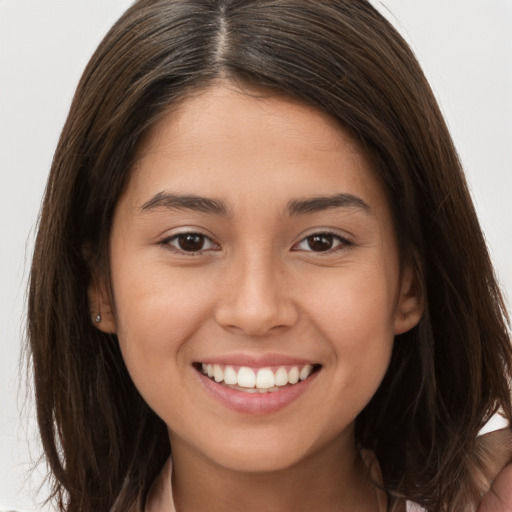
[1,1,511,510]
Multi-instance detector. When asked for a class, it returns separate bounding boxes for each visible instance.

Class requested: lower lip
[196,370,319,415]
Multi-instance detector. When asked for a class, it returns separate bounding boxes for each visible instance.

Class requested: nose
[214,252,299,337]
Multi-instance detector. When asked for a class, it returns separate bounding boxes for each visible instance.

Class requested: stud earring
[94,314,102,323]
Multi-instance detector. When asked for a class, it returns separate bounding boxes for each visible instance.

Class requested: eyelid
[158,228,221,255]
[291,229,354,253]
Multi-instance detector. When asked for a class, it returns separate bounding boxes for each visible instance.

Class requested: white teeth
[213,364,223,383]
[275,366,288,386]
[241,387,260,393]
[223,365,238,385]
[299,364,313,381]
[237,366,256,388]
[256,368,275,389]
[288,366,300,385]
[200,363,316,390]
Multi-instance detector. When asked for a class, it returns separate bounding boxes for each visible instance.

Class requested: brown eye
[292,232,351,253]
[306,234,334,252]
[177,233,206,251]
[163,232,219,253]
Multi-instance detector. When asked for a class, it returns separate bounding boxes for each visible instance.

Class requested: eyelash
[291,231,353,254]
[159,230,353,256]
[159,232,220,255]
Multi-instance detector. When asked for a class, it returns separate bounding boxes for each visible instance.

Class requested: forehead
[124,83,389,220]
[138,83,351,156]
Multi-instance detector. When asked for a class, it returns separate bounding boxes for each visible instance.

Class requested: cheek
[302,260,398,340]
[110,263,214,391]
[299,262,397,403]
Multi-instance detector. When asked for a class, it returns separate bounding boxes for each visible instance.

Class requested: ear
[394,260,424,335]
[88,271,117,334]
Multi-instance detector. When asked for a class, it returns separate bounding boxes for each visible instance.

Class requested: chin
[199,426,335,475]
[212,445,308,474]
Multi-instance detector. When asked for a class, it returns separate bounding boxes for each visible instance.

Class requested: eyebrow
[140,192,229,215]
[139,191,371,217]
[287,193,371,215]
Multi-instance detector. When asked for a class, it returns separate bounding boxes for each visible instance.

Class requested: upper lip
[195,353,319,368]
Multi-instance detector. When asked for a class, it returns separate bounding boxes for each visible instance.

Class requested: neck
[169,430,382,512]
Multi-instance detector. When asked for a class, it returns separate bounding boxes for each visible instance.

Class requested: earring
[94,313,102,323]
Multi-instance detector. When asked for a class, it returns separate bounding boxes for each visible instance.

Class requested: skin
[92,83,423,511]
[478,429,512,512]
[479,462,512,512]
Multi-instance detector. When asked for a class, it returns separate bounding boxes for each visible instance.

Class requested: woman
[28,1,512,511]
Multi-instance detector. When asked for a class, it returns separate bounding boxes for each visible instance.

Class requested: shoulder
[478,462,512,512]
[477,427,512,512]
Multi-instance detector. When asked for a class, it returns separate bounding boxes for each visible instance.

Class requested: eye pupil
[307,234,333,252]
[178,234,204,251]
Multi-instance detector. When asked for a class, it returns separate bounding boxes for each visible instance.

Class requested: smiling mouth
[194,363,322,393]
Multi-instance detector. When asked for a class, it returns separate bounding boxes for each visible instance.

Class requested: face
[93,84,422,474]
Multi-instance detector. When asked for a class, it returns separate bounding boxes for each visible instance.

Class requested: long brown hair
[28,1,512,511]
